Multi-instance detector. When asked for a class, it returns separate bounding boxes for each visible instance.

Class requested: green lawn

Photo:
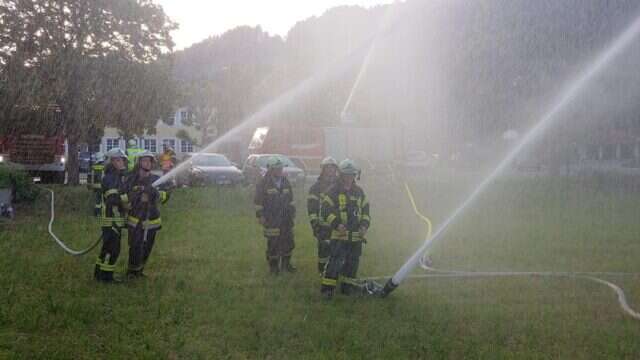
[1,174,640,359]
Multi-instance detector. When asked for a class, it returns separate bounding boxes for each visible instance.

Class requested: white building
[99,108,201,160]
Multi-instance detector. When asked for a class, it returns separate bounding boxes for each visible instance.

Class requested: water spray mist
[382,12,640,296]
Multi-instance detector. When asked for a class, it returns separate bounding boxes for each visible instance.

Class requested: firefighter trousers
[127,226,158,276]
[316,237,332,274]
[321,240,362,295]
[93,190,102,217]
[94,226,122,282]
[264,226,295,270]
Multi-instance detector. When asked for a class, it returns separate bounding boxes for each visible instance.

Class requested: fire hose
[41,186,102,256]
[39,174,640,319]
[365,172,640,320]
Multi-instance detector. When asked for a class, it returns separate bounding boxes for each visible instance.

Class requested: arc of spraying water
[153,3,411,188]
[383,12,640,294]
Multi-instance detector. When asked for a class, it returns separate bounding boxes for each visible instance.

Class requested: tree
[94,55,177,141]
[173,26,283,146]
[0,0,176,184]
[179,79,219,146]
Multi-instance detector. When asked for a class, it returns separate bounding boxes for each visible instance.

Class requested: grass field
[1,173,640,359]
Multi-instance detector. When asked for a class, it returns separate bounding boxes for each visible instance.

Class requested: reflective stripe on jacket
[321,182,370,242]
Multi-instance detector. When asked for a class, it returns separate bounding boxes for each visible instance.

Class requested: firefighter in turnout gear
[89,152,106,217]
[254,156,296,275]
[123,150,170,278]
[159,145,177,175]
[307,157,338,274]
[320,159,371,299]
[94,148,128,283]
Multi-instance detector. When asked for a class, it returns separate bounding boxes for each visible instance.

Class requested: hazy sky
[155,0,394,49]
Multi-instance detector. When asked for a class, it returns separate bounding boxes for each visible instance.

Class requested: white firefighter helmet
[105,148,128,161]
[320,156,338,168]
[338,159,359,176]
[136,150,156,163]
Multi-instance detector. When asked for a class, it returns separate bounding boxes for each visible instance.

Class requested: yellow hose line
[402,182,432,240]
[386,169,640,321]
[387,163,433,239]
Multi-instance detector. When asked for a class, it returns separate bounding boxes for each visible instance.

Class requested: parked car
[179,153,244,187]
[243,154,306,186]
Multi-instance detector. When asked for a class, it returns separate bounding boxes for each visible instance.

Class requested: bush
[0,166,39,203]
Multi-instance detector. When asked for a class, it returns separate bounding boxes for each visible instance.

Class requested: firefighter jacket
[321,182,370,241]
[100,165,128,228]
[123,173,170,230]
[307,176,335,238]
[254,174,295,236]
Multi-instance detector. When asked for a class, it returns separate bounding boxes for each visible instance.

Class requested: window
[180,110,189,122]
[106,138,120,151]
[165,112,175,124]
[143,138,157,153]
[181,139,194,153]
[162,139,176,152]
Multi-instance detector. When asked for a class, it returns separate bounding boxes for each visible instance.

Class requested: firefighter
[94,148,129,283]
[126,139,145,171]
[320,159,370,299]
[254,156,296,275]
[89,152,105,217]
[307,156,338,274]
[159,145,177,175]
[123,150,170,278]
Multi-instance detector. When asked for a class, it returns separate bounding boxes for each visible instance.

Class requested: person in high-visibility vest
[307,157,338,274]
[320,159,370,300]
[254,156,296,275]
[126,139,145,171]
[89,152,105,217]
[123,151,171,278]
[159,145,177,175]
[94,148,129,283]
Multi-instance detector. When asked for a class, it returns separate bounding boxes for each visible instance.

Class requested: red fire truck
[248,125,404,171]
[0,106,67,183]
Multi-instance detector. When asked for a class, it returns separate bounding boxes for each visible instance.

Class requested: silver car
[182,153,244,187]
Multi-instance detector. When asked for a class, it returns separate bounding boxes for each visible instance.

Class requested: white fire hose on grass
[366,171,640,320]
[41,186,102,256]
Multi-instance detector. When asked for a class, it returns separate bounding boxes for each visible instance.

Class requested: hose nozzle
[380,278,398,298]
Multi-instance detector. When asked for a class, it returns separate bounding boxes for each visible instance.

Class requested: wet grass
[1,175,640,359]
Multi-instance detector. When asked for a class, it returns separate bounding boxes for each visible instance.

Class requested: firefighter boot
[321,285,334,301]
[340,283,354,296]
[94,265,117,283]
[127,269,146,279]
[102,271,115,283]
[269,259,280,275]
[282,256,297,273]
[94,264,102,281]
